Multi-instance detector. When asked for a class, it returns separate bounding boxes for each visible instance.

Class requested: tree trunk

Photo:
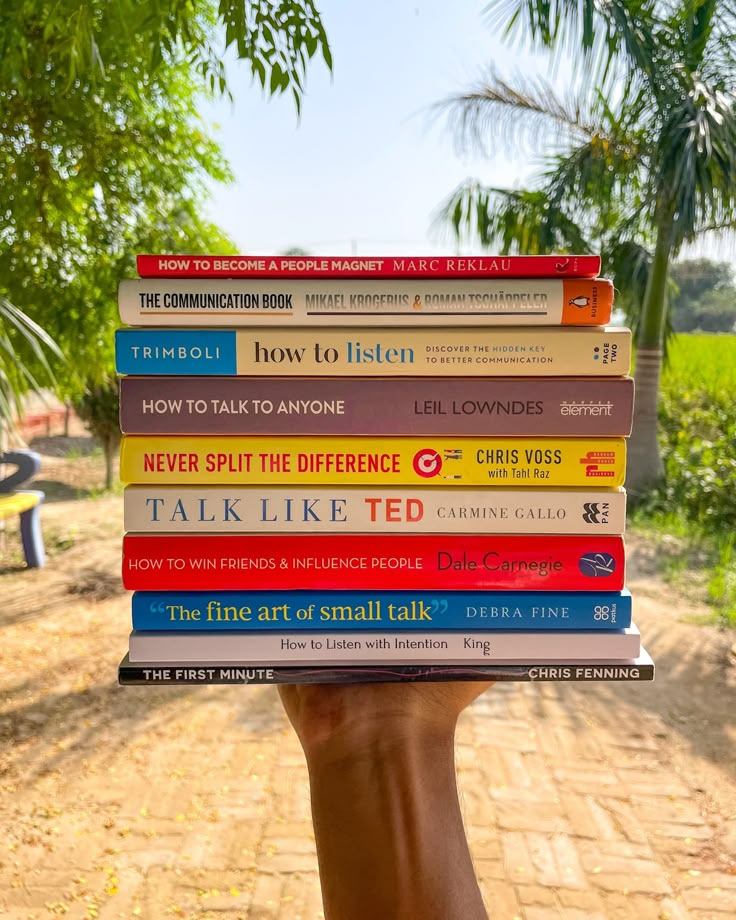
[626,218,673,497]
[104,438,114,491]
[627,348,664,497]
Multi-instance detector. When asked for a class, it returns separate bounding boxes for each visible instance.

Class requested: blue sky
[201,0,552,256]
[200,0,729,263]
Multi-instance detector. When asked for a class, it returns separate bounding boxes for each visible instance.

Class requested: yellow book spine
[120,436,626,487]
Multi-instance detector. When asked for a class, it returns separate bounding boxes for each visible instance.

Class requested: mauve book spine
[119,376,634,436]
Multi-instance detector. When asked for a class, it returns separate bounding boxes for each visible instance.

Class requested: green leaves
[0,1,332,110]
[73,373,121,489]
[0,9,232,420]
[215,0,331,109]
[0,0,332,429]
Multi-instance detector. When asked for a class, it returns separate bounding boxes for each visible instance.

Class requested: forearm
[304,727,488,920]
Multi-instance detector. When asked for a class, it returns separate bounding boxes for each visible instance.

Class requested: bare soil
[1,433,735,912]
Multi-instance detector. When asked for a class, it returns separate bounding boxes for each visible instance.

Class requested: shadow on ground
[2,656,288,789]
[30,479,93,502]
[595,613,736,783]
[28,434,98,457]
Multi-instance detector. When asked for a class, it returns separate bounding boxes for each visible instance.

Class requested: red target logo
[413,449,442,478]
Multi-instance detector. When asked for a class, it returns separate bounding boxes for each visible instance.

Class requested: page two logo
[579,450,616,478]
[578,553,617,577]
[413,448,442,478]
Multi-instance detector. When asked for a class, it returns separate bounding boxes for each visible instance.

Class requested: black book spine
[118,658,654,685]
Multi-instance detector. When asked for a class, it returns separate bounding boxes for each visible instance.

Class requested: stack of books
[115,254,654,685]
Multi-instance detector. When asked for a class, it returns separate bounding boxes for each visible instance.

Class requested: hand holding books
[279,677,493,757]
[279,679,493,920]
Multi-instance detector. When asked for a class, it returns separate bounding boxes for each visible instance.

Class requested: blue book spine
[116,329,237,375]
[132,589,632,631]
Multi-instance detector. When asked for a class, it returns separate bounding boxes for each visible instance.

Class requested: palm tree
[0,298,63,451]
[435,0,736,495]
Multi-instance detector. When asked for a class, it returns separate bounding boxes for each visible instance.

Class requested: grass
[628,508,736,628]
[633,332,736,628]
[665,333,736,391]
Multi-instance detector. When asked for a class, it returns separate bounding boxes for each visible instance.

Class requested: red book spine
[122,534,625,592]
[136,254,602,279]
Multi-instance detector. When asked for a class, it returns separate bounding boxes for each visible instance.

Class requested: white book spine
[124,487,627,534]
[119,278,602,326]
[128,626,641,664]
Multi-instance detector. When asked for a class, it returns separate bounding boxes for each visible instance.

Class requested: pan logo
[582,502,609,524]
[412,449,443,478]
[578,552,616,577]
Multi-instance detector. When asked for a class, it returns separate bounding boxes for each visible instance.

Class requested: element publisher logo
[413,449,442,478]
[578,553,617,577]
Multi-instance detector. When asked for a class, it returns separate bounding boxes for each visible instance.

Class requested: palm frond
[603,238,682,358]
[604,239,651,339]
[433,179,591,253]
[0,297,64,434]
[658,80,736,246]
[540,123,649,235]
[432,70,597,158]
[682,0,719,69]
[680,0,736,77]
[483,0,656,88]
[485,0,607,54]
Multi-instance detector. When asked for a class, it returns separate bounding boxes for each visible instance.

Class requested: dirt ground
[1,434,735,918]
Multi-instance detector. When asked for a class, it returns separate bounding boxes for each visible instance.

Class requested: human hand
[281,680,493,920]
[279,680,493,764]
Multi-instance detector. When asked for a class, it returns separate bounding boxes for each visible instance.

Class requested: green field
[657,333,736,531]
[632,333,736,626]
[663,333,736,396]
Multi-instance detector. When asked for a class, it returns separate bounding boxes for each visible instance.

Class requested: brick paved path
[1,522,735,919]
